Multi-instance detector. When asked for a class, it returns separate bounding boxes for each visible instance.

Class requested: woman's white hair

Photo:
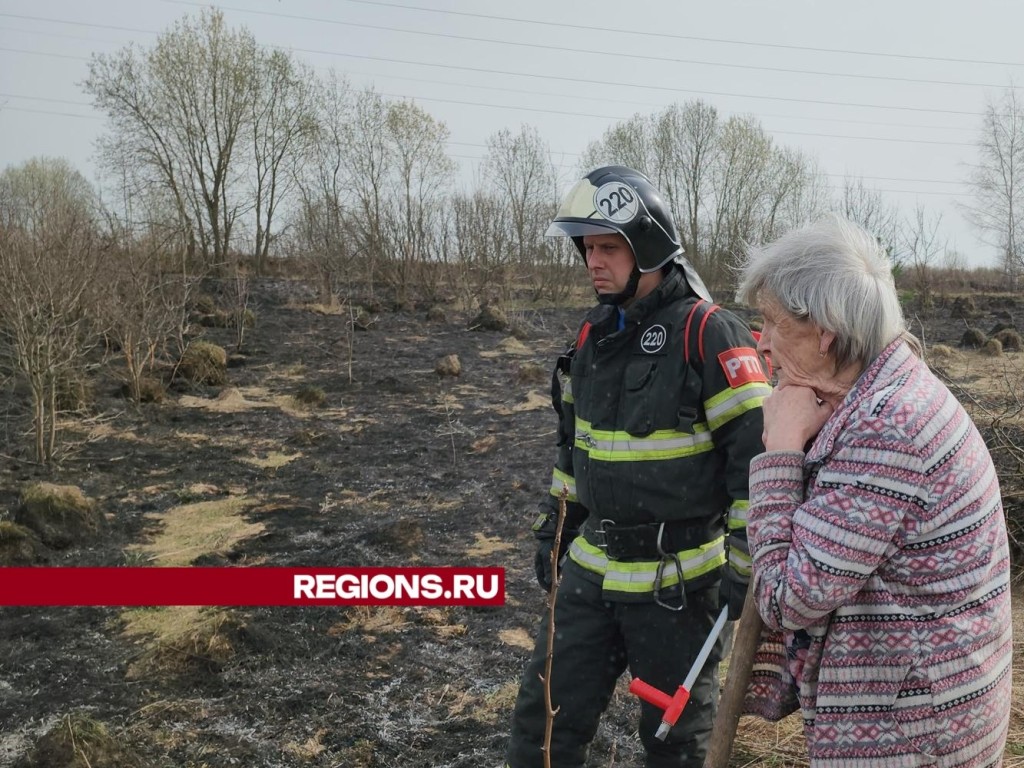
[736,215,911,372]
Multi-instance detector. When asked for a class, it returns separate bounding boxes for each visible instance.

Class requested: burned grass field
[1,280,1023,767]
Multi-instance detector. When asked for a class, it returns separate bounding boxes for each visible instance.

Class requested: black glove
[533,531,577,591]
[534,539,556,591]
[718,567,748,621]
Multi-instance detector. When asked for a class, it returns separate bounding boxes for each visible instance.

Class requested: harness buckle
[653,523,687,612]
[594,519,615,550]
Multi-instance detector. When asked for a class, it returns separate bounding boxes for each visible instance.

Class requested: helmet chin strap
[597,265,641,306]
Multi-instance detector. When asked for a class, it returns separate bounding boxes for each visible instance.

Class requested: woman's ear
[819,330,836,357]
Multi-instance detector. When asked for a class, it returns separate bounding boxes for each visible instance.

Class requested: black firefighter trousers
[505,563,730,768]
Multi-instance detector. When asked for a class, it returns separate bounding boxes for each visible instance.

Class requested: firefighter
[504,166,770,768]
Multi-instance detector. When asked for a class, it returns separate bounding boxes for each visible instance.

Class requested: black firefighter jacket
[533,268,770,602]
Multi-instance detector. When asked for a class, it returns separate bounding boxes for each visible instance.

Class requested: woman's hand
[762,383,833,452]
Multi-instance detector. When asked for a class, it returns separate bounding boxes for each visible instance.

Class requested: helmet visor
[544,220,619,238]
[547,175,647,233]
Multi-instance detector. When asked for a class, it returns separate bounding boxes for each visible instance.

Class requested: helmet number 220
[595,183,638,223]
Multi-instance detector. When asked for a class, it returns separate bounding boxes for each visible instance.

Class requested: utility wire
[161,0,1020,90]
[326,0,1024,69]
[373,91,978,147]
[0,16,991,117]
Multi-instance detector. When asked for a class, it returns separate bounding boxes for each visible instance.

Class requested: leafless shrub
[0,158,105,462]
[222,259,254,351]
[97,221,193,404]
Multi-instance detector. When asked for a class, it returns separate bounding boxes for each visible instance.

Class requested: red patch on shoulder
[717,347,768,387]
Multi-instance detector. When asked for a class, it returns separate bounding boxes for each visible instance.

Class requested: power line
[0,24,126,45]
[0,16,990,117]
[327,0,1024,69]
[448,141,971,185]
[0,98,974,188]
[0,45,89,62]
[0,105,99,120]
[0,84,979,156]
[0,93,92,107]
[452,150,967,197]
[288,49,987,118]
[0,103,971,196]
[0,12,156,37]
[335,68,975,133]
[375,91,978,147]
[162,1,1019,91]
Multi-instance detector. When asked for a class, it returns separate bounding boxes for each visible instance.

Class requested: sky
[1,0,1022,268]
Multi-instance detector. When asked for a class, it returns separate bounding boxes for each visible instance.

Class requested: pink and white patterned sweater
[743,338,1012,767]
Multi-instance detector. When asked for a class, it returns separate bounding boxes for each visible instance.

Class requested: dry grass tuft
[731,714,808,767]
[283,728,328,760]
[178,340,228,385]
[16,711,145,768]
[238,451,302,470]
[983,338,1004,357]
[292,384,326,408]
[121,606,241,679]
[464,532,516,558]
[498,627,534,651]
[327,606,409,638]
[15,482,101,549]
[130,495,262,567]
[0,520,42,565]
[925,343,959,362]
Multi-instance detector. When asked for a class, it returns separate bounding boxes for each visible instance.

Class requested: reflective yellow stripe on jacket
[574,417,714,462]
[548,467,577,502]
[568,535,726,594]
[704,381,771,431]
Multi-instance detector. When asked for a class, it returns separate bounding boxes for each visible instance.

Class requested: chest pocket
[625,354,700,437]
[623,359,656,435]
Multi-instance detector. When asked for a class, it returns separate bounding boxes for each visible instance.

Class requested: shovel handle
[703,586,765,768]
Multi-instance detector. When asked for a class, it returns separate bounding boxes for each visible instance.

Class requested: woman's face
[756,297,835,388]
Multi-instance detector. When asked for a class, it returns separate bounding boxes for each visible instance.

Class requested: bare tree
[85,9,257,271]
[580,112,659,177]
[655,101,720,268]
[705,115,776,285]
[902,204,945,308]
[291,71,356,305]
[481,125,561,303]
[0,158,104,462]
[99,224,190,402]
[449,191,516,309]
[963,86,1024,289]
[379,99,457,306]
[836,177,902,262]
[250,48,318,274]
[581,102,823,293]
[340,87,392,301]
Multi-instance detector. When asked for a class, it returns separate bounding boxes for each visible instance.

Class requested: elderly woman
[737,215,1012,767]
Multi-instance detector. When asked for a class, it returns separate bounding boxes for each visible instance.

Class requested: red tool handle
[628,678,690,727]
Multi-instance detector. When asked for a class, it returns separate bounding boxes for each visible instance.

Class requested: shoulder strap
[683,299,721,367]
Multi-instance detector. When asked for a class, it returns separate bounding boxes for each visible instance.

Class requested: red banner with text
[0,567,505,607]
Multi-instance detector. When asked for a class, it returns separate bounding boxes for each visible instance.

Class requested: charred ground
[0,280,1021,768]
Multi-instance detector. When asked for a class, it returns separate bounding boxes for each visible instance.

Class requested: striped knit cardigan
[742,338,1012,767]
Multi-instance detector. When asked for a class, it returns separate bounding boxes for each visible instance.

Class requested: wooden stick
[704,586,764,768]
[541,487,568,768]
